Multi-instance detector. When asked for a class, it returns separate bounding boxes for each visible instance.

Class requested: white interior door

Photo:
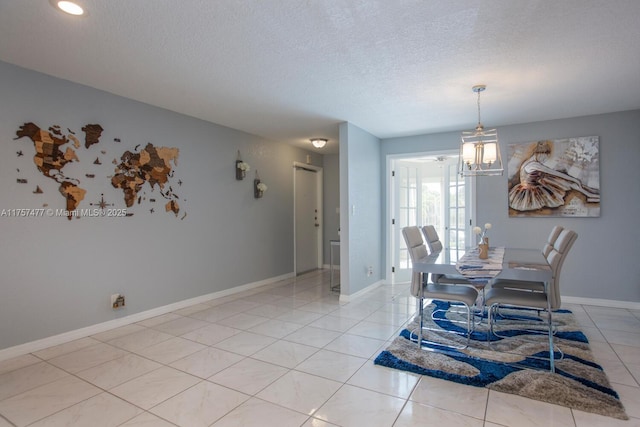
[294,164,322,275]
[389,152,472,284]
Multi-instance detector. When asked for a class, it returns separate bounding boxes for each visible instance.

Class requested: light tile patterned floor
[0,270,639,426]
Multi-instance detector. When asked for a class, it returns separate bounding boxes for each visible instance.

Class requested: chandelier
[459,85,503,176]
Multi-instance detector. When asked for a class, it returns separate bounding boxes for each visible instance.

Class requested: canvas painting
[507,136,600,217]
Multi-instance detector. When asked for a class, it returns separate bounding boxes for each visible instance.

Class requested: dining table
[413,246,552,286]
[412,245,553,315]
[412,245,555,369]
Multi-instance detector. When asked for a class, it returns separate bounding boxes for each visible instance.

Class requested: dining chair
[543,225,564,257]
[489,228,577,310]
[422,225,488,319]
[543,229,578,310]
[496,225,563,291]
[421,225,474,286]
[484,273,556,371]
[422,225,443,252]
[483,229,578,372]
[403,226,478,349]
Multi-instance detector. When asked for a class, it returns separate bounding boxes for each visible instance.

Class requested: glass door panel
[394,165,418,281]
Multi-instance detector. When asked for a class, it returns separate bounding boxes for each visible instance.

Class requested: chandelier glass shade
[310,138,327,148]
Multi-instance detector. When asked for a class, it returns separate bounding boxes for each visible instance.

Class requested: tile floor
[0,270,639,426]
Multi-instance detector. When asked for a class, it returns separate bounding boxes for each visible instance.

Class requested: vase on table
[478,242,489,259]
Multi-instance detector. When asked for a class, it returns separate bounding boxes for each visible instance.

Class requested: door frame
[293,161,323,275]
[385,151,476,284]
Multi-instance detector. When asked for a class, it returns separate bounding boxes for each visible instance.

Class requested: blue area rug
[375,300,628,420]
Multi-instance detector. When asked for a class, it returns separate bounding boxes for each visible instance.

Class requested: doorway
[294,162,323,275]
[388,151,474,284]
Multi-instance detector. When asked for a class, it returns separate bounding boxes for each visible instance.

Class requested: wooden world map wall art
[10,122,187,220]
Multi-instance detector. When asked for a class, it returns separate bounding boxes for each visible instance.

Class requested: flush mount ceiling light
[51,0,85,16]
[459,85,503,176]
[310,138,327,149]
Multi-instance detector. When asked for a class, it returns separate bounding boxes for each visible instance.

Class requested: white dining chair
[543,225,564,257]
[421,225,474,286]
[483,229,578,372]
[490,225,563,295]
[489,228,577,311]
[403,226,478,349]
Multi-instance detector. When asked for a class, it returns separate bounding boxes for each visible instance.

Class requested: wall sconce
[310,138,327,149]
[254,170,267,198]
[236,150,250,180]
[459,85,503,176]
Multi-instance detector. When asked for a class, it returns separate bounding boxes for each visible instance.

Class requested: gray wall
[3,57,637,352]
[322,153,340,265]
[381,109,640,303]
[0,61,322,350]
[340,122,383,296]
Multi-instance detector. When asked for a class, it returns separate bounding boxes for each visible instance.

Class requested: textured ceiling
[1,0,639,153]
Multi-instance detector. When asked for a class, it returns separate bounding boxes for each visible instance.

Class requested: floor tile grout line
[2,273,638,426]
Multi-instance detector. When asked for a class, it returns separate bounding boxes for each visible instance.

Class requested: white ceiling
[1,1,639,154]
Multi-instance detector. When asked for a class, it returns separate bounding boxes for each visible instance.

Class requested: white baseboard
[3,277,635,362]
[374,284,640,311]
[338,280,383,303]
[562,296,640,310]
[373,284,640,310]
[0,272,295,362]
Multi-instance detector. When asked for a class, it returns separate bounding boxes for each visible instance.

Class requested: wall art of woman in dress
[508,138,600,216]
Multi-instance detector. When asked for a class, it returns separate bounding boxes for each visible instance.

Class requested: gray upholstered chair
[493,225,564,292]
[483,229,578,372]
[543,225,564,257]
[421,225,473,286]
[422,225,443,253]
[489,228,576,310]
[403,226,478,349]
[485,272,556,371]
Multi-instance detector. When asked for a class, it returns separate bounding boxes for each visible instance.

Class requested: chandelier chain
[477,89,482,125]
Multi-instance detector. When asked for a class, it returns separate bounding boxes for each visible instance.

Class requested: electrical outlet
[111,293,125,309]
[367,266,373,276]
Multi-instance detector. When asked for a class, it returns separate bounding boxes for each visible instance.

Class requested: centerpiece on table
[473,223,492,259]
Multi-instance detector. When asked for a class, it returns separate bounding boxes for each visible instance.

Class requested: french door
[389,153,473,284]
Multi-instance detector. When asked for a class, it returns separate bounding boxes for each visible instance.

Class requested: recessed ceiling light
[52,1,85,16]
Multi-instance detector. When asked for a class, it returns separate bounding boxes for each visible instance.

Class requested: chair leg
[418,297,424,348]
[547,301,555,373]
[488,302,557,373]
[473,286,486,326]
[487,304,494,344]
[465,303,472,346]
